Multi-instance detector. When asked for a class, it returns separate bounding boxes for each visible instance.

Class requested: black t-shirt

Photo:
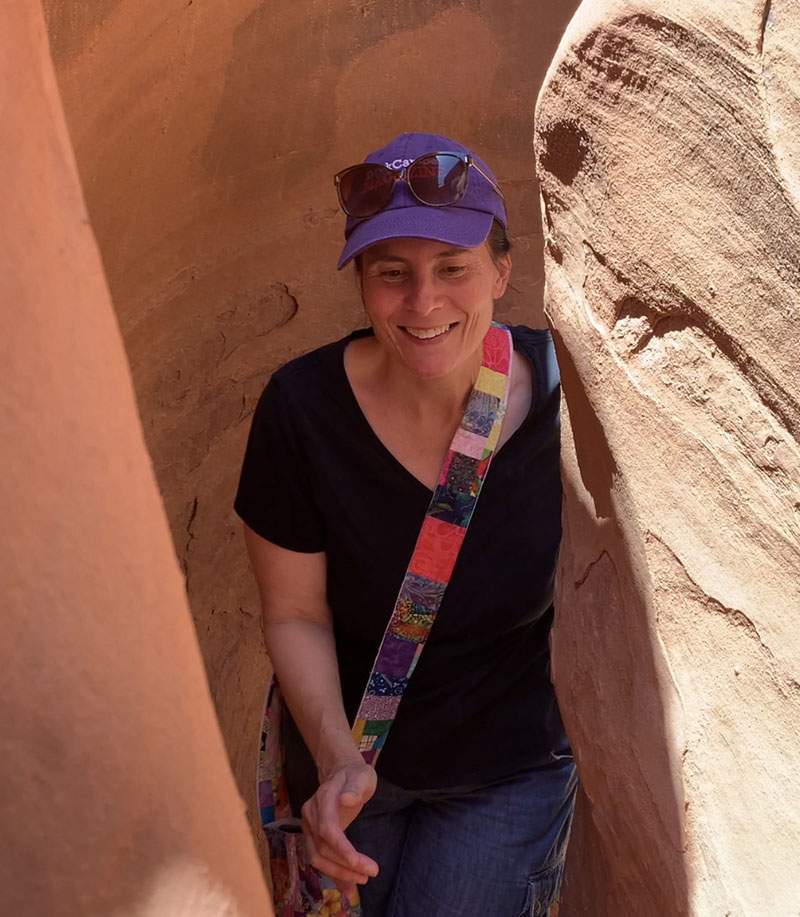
[235,324,569,797]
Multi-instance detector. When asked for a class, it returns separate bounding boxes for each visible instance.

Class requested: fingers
[304,831,373,887]
[302,803,378,879]
[301,767,379,885]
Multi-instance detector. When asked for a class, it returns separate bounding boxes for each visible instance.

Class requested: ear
[492,253,512,299]
[353,262,365,298]
[354,267,372,325]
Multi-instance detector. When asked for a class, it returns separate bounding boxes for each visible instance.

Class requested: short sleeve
[234,377,326,552]
[511,325,561,413]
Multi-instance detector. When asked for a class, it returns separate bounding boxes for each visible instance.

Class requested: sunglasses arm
[469,158,505,201]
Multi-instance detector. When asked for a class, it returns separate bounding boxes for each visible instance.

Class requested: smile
[403,324,453,340]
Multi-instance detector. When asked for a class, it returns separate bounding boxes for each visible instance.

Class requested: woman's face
[358,236,511,380]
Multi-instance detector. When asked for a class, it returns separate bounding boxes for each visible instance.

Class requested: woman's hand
[241,531,379,894]
[301,757,379,896]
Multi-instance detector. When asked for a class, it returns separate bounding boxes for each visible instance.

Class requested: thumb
[339,768,374,808]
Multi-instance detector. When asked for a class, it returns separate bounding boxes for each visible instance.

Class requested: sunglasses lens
[338,165,395,218]
[407,154,468,206]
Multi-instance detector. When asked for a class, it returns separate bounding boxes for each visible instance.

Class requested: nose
[405,272,439,316]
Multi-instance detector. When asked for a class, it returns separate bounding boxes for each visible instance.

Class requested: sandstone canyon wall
[41,0,583,851]
[536,2,800,914]
[1,2,273,914]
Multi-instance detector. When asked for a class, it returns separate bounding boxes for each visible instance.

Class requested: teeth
[405,324,451,339]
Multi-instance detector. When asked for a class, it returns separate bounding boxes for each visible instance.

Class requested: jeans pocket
[520,859,565,917]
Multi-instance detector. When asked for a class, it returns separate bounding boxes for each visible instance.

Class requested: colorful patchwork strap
[351,322,513,764]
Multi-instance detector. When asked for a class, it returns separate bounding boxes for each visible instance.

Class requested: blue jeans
[345,759,577,916]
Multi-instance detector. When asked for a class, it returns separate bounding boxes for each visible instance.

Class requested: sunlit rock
[0,2,272,913]
[536,2,800,913]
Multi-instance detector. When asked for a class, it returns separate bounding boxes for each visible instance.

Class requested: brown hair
[486,219,512,265]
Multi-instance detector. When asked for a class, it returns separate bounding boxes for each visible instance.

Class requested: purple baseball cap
[336,131,507,269]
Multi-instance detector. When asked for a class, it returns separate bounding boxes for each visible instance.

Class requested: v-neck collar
[335,326,536,494]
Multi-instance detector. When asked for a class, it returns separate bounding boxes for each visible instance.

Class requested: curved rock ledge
[536,2,800,914]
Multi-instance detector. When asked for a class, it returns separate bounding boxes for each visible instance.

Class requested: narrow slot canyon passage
[2,0,798,914]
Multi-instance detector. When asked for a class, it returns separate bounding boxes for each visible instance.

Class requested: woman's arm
[243,524,379,892]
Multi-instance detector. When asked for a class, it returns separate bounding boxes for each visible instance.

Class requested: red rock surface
[12,0,798,909]
[537,2,800,913]
[1,1,273,913]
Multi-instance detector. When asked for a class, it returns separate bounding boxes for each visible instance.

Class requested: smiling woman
[355,238,507,379]
[234,132,576,917]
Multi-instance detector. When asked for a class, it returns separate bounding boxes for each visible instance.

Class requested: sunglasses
[334,151,504,219]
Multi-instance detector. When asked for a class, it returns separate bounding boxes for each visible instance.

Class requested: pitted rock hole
[538,119,592,187]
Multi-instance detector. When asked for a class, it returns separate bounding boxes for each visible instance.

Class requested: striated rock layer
[42,0,582,850]
[536,1,800,914]
[0,2,272,914]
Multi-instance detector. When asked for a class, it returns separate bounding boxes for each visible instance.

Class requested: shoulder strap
[351,322,513,764]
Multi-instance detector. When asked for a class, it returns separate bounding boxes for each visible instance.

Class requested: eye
[379,268,407,281]
[441,263,467,276]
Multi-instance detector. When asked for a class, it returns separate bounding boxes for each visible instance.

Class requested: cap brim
[337,206,495,269]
